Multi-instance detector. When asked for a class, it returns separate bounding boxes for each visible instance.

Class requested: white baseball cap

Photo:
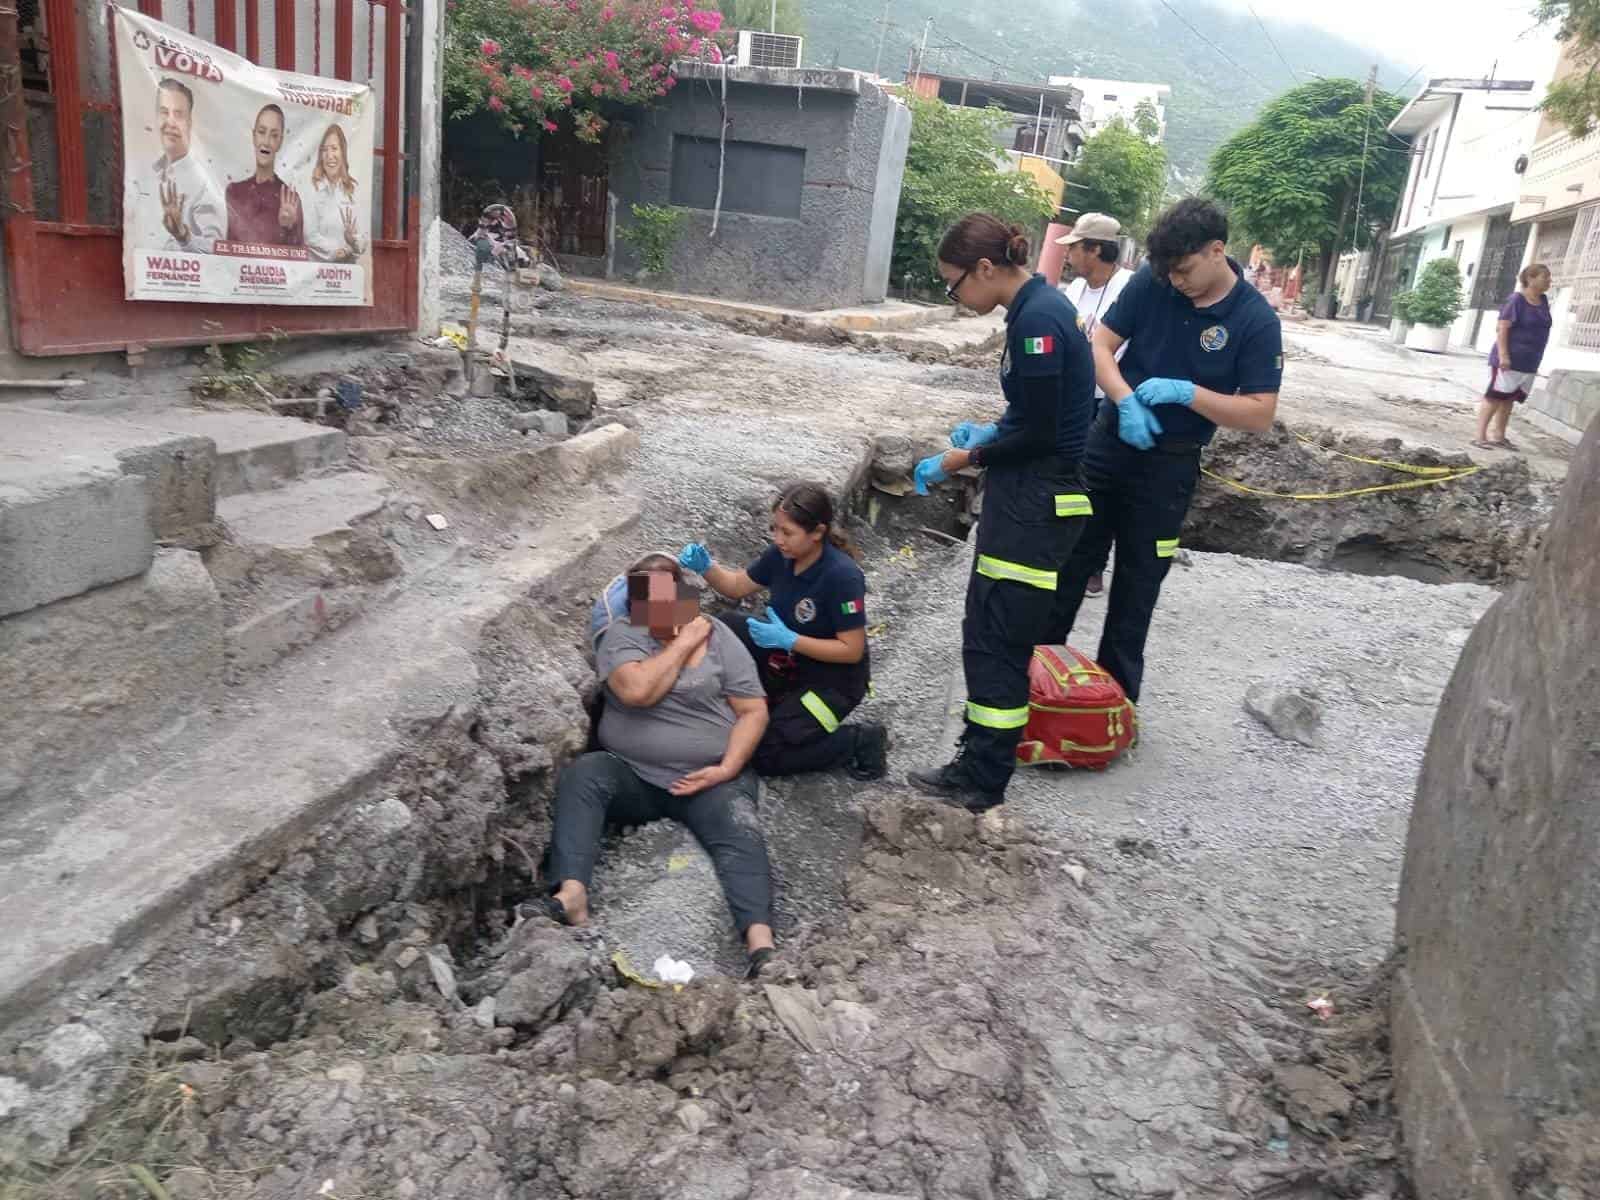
[1056,212,1122,245]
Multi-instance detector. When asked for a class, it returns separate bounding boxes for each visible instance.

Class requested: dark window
[670,136,805,219]
[1442,224,1453,249]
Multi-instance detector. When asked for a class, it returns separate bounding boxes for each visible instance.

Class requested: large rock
[0,549,224,818]
[1393,414,1600,1200]
[506,340,598,418]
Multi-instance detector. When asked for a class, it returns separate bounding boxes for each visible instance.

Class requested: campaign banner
[115,7,375,306]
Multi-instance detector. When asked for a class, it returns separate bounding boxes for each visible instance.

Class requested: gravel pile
[438,219,479,278]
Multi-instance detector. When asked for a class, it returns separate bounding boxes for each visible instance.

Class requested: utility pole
[770,0,776,33]
[914,16,932,85]
[1325,61,1378,320]
[872,0,892,78]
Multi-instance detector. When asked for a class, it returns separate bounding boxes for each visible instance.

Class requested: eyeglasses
[944,269,970,304]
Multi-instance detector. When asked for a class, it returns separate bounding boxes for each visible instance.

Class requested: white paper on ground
[653,955,695,984]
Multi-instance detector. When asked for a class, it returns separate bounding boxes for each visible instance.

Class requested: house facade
[1046,76,1170,145]
[1384,61,1558,349]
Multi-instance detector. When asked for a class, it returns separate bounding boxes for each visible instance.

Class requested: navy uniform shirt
[995,275,1096,464]
[747,542,869,692]
[1100,259,1284,443]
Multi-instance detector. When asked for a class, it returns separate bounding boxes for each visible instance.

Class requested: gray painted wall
[1532,369,1600,435]
[608,68,909,311]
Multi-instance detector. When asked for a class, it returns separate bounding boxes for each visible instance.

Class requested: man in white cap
[1057,212,1134,597]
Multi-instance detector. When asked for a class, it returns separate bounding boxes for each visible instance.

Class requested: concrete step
[0,408,216,618]
[0,493,642,1029]
[217,470,391,547]
[121,408,347,498]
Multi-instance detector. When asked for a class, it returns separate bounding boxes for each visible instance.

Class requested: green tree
[892,96,1057,294]
[1206,77,1407,301]
[711,0,805,38]
[1536,0,1600,135]
[1068,116,1168,240]
[1132,98,1161,141]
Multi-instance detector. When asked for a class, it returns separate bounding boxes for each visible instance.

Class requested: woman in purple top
[1474,263,1553,450]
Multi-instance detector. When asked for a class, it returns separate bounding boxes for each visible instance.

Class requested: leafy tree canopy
[1069,116,1168,240]
[891,95,1057,294]
[1536,0,1600,136]
[1206,77,1408,270]
[1132,98,1161,141]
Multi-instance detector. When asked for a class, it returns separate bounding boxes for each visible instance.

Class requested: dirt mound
[1188,424,1556,584]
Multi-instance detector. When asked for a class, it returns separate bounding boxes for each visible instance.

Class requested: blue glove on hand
[678,542,712,574]
[748,606,799,652]
[1133,377,1197,408]
[913,453,949,496]
[1115,395,1165,451]
[950,421,999,450]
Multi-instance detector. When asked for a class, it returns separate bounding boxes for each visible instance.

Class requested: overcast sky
[1226,0,1559,88]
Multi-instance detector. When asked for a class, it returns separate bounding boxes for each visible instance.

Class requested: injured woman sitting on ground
[540,554,780,979]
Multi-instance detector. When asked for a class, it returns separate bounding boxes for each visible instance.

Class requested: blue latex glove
[679,542,712,574]
[913,453,948,496]
[1133,377,1197,408]
[950,421,999,450]
[748,606,799,652]
[1115,395,1165,451]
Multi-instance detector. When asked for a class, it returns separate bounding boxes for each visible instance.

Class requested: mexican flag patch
[1023,336,1055,355]
[841,599,862,615]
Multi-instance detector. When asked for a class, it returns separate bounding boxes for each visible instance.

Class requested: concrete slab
[0,495,641,1028]
[122,408,347,498]
[0,407,221,617]
[0,549,223,823]
[565,279,952,331]
[218,472,392,548]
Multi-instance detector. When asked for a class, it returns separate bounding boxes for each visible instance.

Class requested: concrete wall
[1393,410,1600,1200]
[608,66,909,311]
[1530,368,1600,432]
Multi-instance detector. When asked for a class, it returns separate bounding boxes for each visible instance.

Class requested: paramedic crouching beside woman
[680,483,889,783]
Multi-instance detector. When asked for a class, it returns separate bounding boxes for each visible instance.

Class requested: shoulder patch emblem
[794,597,816,625]
[1023,336,1055,355]
[1200,324,1229,352]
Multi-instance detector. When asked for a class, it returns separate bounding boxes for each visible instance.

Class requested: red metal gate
[0,0,421,356]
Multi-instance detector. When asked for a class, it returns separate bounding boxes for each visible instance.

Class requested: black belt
[1095,405,1205,456]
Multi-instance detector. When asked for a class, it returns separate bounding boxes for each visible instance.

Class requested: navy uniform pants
[720,613,867,777]
[960,466,1090,794]
[1047,422,1201,703]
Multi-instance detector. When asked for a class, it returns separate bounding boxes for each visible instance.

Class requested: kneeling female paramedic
[679,482,889,782]
[907,212,1097,812]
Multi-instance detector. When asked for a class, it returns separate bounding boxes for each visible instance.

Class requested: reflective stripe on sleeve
[976,555,1058,591]
[966,701,1031,730]
[1054,493,1093,518]
[1155,538,1180,559]
[800,689,840,733]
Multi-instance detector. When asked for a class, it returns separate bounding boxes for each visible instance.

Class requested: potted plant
[1395,258,1464,354]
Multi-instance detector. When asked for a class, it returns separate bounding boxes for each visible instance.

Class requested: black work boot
[906,742,1005,812]
[847,722,889,781]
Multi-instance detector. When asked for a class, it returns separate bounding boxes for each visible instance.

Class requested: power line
[1154,0,1278,100]
[1248,3,1300,85]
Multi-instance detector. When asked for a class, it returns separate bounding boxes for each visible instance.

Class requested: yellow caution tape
[1292,432,1463,477]
[1202,432,1482,501]
[611,950,685,992]
[1201,466,1481,501]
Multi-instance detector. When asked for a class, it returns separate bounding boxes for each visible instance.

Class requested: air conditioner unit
[737,30,804,69]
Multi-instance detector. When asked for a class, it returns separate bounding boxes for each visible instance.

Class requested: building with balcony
[1046,76,1170,144]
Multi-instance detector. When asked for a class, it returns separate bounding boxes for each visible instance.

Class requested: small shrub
[1393,257,1464,328]
[617,203,688,277]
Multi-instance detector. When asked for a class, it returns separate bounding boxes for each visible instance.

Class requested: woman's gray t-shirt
[595,620,766,789]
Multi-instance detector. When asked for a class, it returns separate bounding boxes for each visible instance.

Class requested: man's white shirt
[129,152,224,254]
[1063,266,1134,398]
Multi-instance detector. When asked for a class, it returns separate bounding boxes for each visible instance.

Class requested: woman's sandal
[1492,437,1520,450]
[1471,439,1499,450]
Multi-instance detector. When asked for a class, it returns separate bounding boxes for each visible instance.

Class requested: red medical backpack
[1014,645,1137,770]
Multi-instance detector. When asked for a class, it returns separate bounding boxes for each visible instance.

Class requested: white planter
[1389,317,1410,344]
[1405,322,1451,354]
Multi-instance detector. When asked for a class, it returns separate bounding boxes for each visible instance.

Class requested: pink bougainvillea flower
[512,64,533,80]
[663,75,677,89]
[544,119,559,132]
[602,5,614,19]
[619,77,631,92]
[604,50,620,70]
[591,82,604,95]
[479,38,501,56]
[689,8,722,32]
[530,83,545,99]
[488,95,506,111]
[659,4,676,15]
[557,75,574,91]
[689,36,702,53]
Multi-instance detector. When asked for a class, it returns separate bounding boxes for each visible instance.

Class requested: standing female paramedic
[906,213,1097,812]
[679,482,890,783]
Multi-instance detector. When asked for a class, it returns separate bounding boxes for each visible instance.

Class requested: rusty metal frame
[0,0,421,356]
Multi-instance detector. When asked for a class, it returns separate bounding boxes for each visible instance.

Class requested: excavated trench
[3,421,1536,1200]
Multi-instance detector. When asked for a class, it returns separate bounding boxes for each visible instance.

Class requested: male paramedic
[1047,197,1283,704]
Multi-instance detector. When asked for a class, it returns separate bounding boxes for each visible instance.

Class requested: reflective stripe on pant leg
[976,555,1057,591]
[799,689,840,734]
[1155,537,1180,559]
[966,700,1030,729]
[1054,492,1093,518]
